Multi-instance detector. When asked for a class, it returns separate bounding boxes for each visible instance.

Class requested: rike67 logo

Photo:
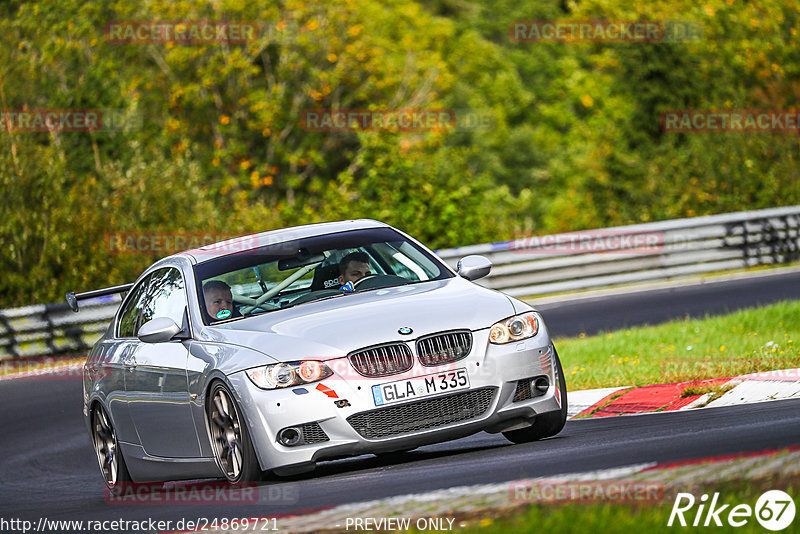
[668,490,796,531]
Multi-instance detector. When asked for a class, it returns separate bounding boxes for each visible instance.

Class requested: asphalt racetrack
[537,269,800,337]
[2,270,799,526]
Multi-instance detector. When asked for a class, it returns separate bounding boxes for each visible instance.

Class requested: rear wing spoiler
[65,283,134,312]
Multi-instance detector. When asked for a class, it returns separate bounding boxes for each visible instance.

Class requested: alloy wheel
[93,407,120,487]
[208,385,245,481]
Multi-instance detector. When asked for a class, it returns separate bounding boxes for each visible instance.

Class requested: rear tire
[503,345,568,444]
[92,404,132,489]
[207,381,262,483]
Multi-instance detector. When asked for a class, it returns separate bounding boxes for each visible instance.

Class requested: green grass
[555,300,800,391]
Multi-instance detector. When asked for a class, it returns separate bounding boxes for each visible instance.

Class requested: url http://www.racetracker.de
[0,516,280,533]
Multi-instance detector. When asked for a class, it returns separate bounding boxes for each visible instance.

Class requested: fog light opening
[534,377,549,395]
[278,427,303,446]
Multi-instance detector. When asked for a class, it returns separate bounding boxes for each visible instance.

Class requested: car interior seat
[309,263,342,291]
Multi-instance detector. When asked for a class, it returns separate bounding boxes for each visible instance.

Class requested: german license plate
[372,368,469,406]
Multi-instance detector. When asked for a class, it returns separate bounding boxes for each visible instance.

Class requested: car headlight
[489,312,539,344]
[245,361,333,389]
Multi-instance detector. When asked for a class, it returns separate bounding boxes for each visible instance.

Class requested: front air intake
[416,330,473,366]
[513,376,550,402]
[277,422,329,447]
[347,387,497,439]
[349,343,414,378]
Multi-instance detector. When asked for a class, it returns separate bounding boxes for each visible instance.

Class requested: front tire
[92,404,132,488]
[206,381,262,483]
[503,345,568,444]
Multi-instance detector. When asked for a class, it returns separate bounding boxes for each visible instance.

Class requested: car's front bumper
[230,328,561,474]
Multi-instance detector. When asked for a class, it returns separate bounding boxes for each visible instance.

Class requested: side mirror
[456,255,492,281]
[137,317,182,343]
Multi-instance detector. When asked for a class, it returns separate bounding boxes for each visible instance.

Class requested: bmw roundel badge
[398,327,413,335]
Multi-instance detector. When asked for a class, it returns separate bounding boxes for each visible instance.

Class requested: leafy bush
[0,0,797,306]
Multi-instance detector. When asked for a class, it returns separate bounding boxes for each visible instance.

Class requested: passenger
[338,251,372,291]
[203,280,239,322]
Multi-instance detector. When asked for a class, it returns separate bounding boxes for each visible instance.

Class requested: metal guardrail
[2,205,799,361]
[436,205,800,296]
[0,296,120,360]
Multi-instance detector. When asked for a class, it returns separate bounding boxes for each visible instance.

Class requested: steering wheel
[352,273,378,289]
[352,274,410,291]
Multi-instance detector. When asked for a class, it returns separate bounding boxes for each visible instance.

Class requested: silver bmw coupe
[72,220,567,487]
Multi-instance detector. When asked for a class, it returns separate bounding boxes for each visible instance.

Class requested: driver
[203,280,240,322]
[338,251,372,291]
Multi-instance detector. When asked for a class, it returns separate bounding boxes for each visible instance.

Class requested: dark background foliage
[1,0,797,306]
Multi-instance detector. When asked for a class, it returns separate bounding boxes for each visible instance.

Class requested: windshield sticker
[216,309,232,319]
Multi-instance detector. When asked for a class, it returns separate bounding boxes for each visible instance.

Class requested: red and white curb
[692,369,800,409]
[569,368,800,418]
[567,386,630,418]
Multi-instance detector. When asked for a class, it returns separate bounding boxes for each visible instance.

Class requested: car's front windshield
[193,227,453,324]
